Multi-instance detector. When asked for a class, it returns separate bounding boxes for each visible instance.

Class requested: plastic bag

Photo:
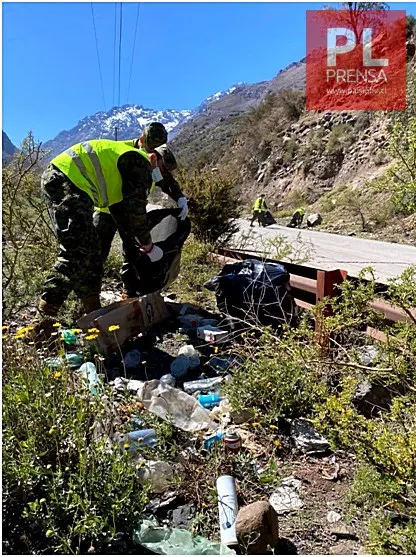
[133,517,236,555]
[138,380,216,432]
[204,259,297,329]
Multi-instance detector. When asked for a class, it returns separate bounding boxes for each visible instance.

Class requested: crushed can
[223,431,241,453]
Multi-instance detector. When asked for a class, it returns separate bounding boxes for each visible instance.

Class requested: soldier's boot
[29,299,60,344]
[81,295,101,315]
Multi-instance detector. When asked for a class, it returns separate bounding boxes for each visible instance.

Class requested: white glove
[177,197,188,220]
[152,167,163,183]
[140,244,163,262]
[147,245,163,262]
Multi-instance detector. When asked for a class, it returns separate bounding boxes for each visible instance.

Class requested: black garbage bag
[264,210,277,226]
[124,208,191,296]
[204,259,297,329]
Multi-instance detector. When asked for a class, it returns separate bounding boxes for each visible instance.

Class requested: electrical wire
[112,2,117,108]
[90,3,106,111]
[117,2,123,107]
[126,3,141,104]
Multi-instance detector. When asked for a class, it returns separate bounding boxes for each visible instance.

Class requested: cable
[126,3,141,104]
[117,2,123,107]
[112,2,117,108]
[90,3,106,111]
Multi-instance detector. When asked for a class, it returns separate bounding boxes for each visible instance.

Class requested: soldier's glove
[177,197,188,220]
[140,242,164,263]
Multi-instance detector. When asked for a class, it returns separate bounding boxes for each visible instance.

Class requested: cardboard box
[77,293,169,355]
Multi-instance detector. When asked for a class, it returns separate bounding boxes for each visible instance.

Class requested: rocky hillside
[172,59,306,166]
[2,131,18,162]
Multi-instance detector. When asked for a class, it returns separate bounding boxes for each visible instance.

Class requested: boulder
[307,213,323,228]
[236,501,279,554]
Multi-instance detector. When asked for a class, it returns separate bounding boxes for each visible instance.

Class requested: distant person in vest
[93,143,188,298]
[31,122,170,340]
[250,193,268,227]
[288,207,305,228]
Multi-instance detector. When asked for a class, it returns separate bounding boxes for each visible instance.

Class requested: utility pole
[114,126,118,141]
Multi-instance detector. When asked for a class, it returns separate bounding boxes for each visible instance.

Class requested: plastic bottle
[79,362,102,395]
[44,352,83,369]
[203,431,224,451]
[61,329,78,346]
[198,393,222,409]
[127,428,157,448]
[183,376,224,394]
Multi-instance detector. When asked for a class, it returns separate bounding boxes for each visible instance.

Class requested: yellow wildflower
[108,325,120,332]
[124,443,130,449]
[269,425,278,430]
[273,440,281,448]
[16,327,30,335]
[70,328,82,334]
[88,327,99,333]
[214,346,219,354]
[26,357,33,362]
[251,422,261,427]
[52,322,61,328]
[54,372,62,379]
[85,334,98,341]
[2,325,9,331]
[48,426,55,435]
[15,333,25,340]
[2,335,6,340]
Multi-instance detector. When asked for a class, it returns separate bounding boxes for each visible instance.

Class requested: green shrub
[2,337,148,554]
[326,123,355,154]
[179,168,241,245]
[2,133,56,317]
[224,327,328,425]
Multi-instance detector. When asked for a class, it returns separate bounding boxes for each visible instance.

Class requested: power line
[90,3,106,111]
[126,3,141,104]
[112,2,117,108]
[117,2,123,107]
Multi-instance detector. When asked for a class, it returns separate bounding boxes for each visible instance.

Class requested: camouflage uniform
[93,145,184,296]
[38,123,167,318]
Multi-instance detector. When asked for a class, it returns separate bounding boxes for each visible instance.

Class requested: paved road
[231,219,416,284]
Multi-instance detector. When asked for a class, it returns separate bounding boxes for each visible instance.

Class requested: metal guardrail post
[315,269,348,350]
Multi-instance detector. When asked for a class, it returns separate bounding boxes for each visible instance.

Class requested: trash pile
[37,260,331,555]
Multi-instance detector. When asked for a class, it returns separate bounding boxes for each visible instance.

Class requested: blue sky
[3,2,415,145]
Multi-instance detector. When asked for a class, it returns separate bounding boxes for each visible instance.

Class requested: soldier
[250,193,268,227]
[93,143,188,297]
[31,122,168,339]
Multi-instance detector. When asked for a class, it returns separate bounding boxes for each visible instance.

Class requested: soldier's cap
[142,122,168,151]
[154,144,177,172]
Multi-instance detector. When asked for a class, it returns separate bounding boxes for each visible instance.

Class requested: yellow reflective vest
[253,197,267,212]
[51,139,150,210]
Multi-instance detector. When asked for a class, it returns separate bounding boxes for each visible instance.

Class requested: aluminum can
[223,431,241,453]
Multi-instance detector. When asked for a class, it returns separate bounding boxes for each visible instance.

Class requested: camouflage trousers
[93,211,138,297]
[40,165,104,307]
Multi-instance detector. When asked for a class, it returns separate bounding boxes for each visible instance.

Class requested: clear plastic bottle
[79,362,102,395]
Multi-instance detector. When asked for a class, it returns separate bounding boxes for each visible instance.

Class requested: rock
[123,349,142,371]
[330,522,358,540]
[353,378,393,417]
[356,346,378,366]
[327,510,342,523]
[236,501,279,554]
[169,503,195,529]
[290,418,330,454]
[306,213,323,228]
[329,541,360,555]
[269,477,303,514]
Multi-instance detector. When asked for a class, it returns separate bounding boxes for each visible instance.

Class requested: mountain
[171,59,306,165]
[2,131,18,162]
[42,105,192,161]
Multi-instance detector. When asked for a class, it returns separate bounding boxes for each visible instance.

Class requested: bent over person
[32,122,168,339]
[93,143,188,297]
